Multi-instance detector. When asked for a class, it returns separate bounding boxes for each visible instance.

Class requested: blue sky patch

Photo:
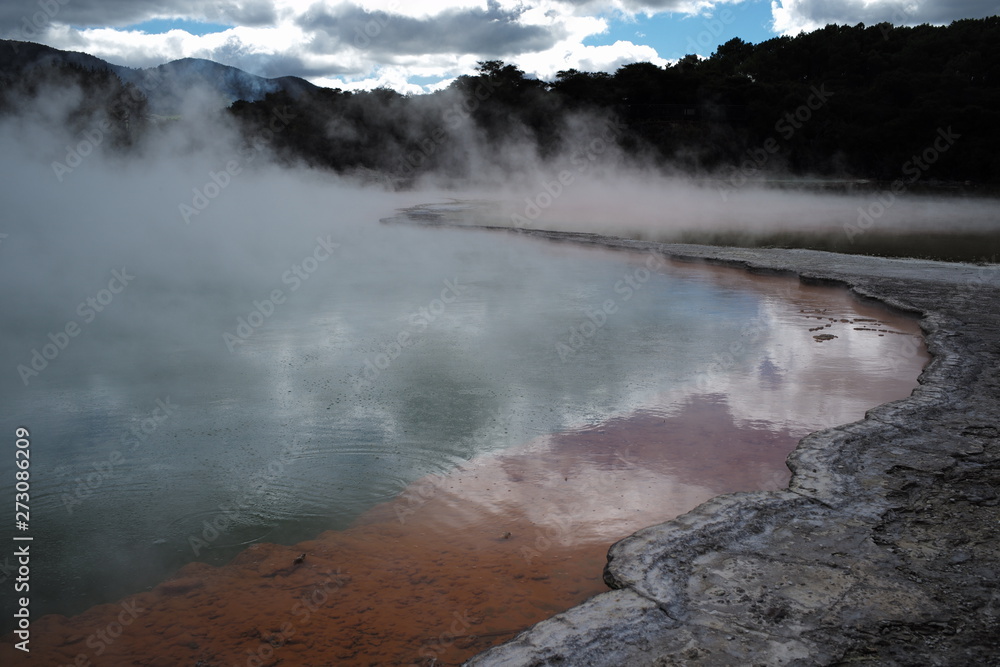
[586,1,777,61]
[123,18,234,36]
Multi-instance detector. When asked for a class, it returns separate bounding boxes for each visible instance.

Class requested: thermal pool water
[0,222,928,665]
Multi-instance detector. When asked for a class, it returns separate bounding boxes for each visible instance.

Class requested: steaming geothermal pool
[0,212,928,663]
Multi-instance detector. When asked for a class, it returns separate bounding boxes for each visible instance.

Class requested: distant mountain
[0,40,320,114]
[0,39,111,73]
[110,57,320,115]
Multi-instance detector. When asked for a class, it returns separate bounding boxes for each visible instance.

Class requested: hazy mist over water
[0,86,945,633]
[0,171,771,620]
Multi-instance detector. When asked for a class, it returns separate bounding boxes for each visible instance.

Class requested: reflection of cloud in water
[9,260,931,666]
[758,358,784,387]
[370,396,800,548]
[704,297,925,434]
[633,261,928,435]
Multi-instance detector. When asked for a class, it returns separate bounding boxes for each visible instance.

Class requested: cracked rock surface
[466,230,1000,666]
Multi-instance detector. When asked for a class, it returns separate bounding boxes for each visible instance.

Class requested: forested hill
[227,18,1000,184]
[232,17,1000,183]
[0,40,317,115]
[2,18,999,184]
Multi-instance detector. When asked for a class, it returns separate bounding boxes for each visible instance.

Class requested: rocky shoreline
[461,228,1000,666]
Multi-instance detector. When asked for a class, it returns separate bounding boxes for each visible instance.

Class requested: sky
[3,0,998,93]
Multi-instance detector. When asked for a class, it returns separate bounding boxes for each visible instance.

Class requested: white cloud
[508,6,669,79]
[41,23,310,70]
[0,0,278,29]
[517,39,669,79]
[313,67,434,94]
[771,0,999,35]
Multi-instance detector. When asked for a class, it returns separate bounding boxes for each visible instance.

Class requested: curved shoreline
[460,228,1000,665]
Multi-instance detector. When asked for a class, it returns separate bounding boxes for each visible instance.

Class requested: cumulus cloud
[0,0,276,29]
[771,0,999,35]
[33,24,309,71]
[297,1,561,57]
[518,40,670,79]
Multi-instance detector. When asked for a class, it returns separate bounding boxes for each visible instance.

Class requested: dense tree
[0,58,147,147]
[228,17,1000,183]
